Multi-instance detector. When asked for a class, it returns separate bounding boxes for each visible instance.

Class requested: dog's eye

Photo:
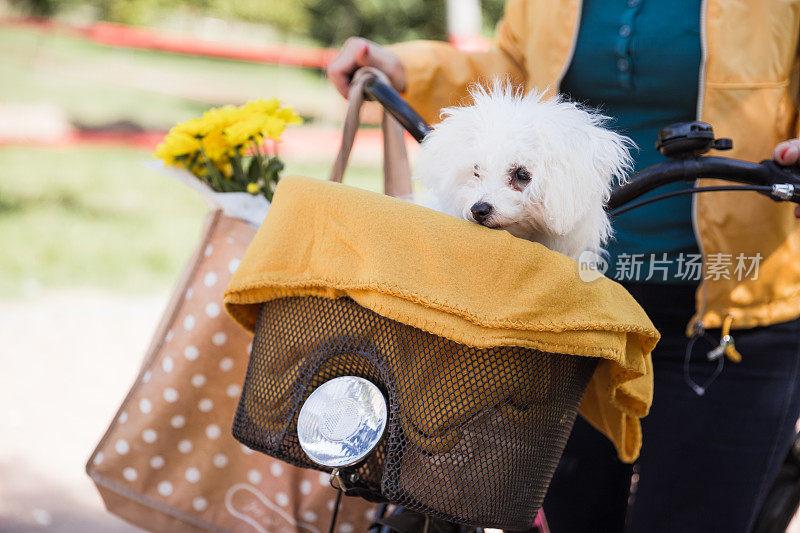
[513,167,531,183]
[473,164,480,178]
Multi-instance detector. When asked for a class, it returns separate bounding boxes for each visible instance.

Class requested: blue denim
[543,282,800,532]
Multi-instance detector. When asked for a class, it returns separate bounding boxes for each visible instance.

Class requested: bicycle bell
[297,376,388,468]
[656,121,733,158]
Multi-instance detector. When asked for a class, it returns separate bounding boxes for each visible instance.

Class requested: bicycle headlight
[297,376,387,468]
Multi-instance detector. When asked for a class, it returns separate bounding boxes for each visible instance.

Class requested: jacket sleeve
[387,0,528,125]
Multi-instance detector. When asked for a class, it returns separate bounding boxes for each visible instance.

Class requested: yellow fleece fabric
[224,176,660,462]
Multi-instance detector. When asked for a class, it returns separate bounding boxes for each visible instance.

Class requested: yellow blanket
[224,176,660,462]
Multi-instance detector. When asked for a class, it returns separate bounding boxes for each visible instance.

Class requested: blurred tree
[9,0,508,43]
[205,0,313,34]
[100,0,164,25]
[306,0,447,46]
[305,0,506,46]
[9,0,58,16]
[482,0,506,31]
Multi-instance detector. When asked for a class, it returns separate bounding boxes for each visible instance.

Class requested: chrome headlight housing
[297,376,388,468]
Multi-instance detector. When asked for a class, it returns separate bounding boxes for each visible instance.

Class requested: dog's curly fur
[415,81,634,259]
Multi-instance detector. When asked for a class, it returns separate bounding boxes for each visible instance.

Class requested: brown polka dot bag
[86,209,376,533]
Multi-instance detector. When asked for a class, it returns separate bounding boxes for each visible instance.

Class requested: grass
[0,26,385,297]
[0,27,337,130]
[0,146,207,296]
[0,146,382,298]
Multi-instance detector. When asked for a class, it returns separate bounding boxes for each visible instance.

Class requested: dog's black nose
[470,202,493,224]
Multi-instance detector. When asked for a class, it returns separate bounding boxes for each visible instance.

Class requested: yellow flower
[277,107,303,124]
[192,164,208,177]
[224,118,263,147]
[155,132,201,164]
[202,105,243,132]
[242,98,280,116]
[154,98,300,190]
[172,118,212,138]
[201,131,230,162]
[154,143,174,164]
[262,115,286,140]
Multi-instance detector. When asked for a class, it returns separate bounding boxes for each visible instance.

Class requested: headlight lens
[297,376,388,468]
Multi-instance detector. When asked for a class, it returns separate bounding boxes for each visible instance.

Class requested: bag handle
[329,67,413,199]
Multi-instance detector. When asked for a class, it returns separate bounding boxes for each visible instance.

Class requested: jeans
[542,282,800,533]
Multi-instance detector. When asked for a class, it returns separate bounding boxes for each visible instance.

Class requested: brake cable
[608,185,775,217]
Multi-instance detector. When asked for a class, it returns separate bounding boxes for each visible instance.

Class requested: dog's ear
[414,126,446,187]
[536,159,591,235]
[535,111,633,236]
[586,125,635,193]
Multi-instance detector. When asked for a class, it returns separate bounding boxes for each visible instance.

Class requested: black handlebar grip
[760,159,800,188]
[607,157,800,211]
[363,77,432,143]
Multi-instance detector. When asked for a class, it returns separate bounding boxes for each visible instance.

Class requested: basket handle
[328,67,413,199]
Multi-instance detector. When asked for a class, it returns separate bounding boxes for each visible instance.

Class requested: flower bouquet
[87,99,380,532]
[151,99,302,226]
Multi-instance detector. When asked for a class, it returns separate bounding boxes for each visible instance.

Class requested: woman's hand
[772,139,800,218]
[326,37,406,98]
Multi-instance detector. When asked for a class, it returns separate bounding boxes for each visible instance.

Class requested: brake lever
[759,159,800,186]
[758,160,800,203]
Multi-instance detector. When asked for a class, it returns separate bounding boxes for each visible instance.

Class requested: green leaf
[265,157,284,180]
[262,157,285,201]
[247,156,262,183]
[199,147,230,192]
[231,157,246,186]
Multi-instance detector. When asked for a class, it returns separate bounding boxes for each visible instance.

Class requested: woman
[327,2,800,531]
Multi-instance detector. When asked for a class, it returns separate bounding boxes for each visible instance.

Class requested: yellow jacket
[391,0,800,332]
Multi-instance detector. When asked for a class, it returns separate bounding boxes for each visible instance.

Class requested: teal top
[560,0,702,283]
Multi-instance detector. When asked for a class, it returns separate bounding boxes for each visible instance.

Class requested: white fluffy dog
[414,81,634,259]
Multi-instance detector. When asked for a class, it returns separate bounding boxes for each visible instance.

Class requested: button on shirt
[560,0,702,283]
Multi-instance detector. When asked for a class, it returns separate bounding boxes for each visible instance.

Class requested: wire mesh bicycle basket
[224,176,660,530]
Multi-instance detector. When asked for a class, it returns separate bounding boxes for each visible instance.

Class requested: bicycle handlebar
[607,157,800,211]
[363,77,431,142]
[360,76,800,210]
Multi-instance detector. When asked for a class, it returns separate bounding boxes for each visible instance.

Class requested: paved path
[0,290,167,532]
